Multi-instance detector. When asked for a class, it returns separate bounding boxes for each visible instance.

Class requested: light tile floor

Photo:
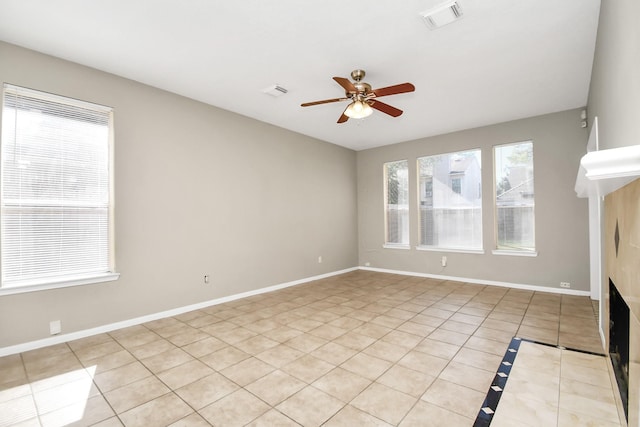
[0,271,617,426]
[491,341,623,427]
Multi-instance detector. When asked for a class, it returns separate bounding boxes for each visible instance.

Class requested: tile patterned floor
[0,271,615,426]
[490,341,623,427]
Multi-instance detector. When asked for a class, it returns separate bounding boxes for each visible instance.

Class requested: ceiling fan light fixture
[344,100,373,119]
[300,69,414,123]
[420,1,463,30]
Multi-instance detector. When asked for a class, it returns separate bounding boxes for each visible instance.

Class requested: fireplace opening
[609,279,629,421]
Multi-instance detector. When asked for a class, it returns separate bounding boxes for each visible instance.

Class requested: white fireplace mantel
[575,144,640,198]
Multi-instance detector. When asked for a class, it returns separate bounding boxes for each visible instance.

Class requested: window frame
[0,84,119,295]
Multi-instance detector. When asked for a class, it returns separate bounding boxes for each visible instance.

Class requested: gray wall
[357,109,590,291]
[0,42,358,348]
[587,0,640,150]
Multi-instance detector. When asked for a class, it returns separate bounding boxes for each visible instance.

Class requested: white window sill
[492,249,538,257]
[416,246,485,255]
[383,244,411,250]
[0,272,120,296]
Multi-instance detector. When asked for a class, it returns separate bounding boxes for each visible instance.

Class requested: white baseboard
[0,267,358,357]
[359,266,592,296]
[599,324,607,351]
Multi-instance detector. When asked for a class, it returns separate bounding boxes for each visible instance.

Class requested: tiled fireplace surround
[604,178,640,427]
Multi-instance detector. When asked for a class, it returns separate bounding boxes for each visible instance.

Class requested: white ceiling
[0,0,601,151]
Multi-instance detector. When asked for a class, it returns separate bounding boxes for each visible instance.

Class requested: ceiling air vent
[420,1,463,30]
[262,84,288,97]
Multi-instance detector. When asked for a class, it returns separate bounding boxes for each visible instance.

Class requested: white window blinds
[1,84,114,288]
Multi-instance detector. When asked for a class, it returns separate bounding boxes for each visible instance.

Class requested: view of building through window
[417,150,483,250]
[494,141,535,251]
[384,160,409,246]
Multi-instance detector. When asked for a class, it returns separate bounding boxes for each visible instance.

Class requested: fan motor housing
[353,82,371,94]
[349,69,371,96]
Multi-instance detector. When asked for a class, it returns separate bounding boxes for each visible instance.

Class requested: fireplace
[609,279,629,422]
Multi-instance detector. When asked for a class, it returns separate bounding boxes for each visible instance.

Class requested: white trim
[359,266,590,296]
[0,267,357,357]
[492,249,538,257]
[0,273,120,296]
[416,246,485,255]
[588,196,603,301]
[383,244,410,250]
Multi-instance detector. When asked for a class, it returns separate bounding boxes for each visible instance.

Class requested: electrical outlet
[560,282,571,288]
[364,262,371,267]
[318,256,323,264]
[204,275,210,284]
[50,320,61,335]
[441,256,447,267]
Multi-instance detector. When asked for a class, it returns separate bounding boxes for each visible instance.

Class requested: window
[494,141,535,253]
[384,160,409,247]
[451,176,462,194]
[424,178,433,198]
[1,84,117,291]
[418,149,482,251]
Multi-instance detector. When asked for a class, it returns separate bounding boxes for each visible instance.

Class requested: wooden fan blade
[301,97,348,107]
[337,105,350,123]
[372,82,415,98]
[369,100,403,117]
[333,77,357,93]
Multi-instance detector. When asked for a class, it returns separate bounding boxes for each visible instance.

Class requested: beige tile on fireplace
[605,177,640,427]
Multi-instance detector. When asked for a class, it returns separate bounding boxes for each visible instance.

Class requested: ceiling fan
[301,69,415,123]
